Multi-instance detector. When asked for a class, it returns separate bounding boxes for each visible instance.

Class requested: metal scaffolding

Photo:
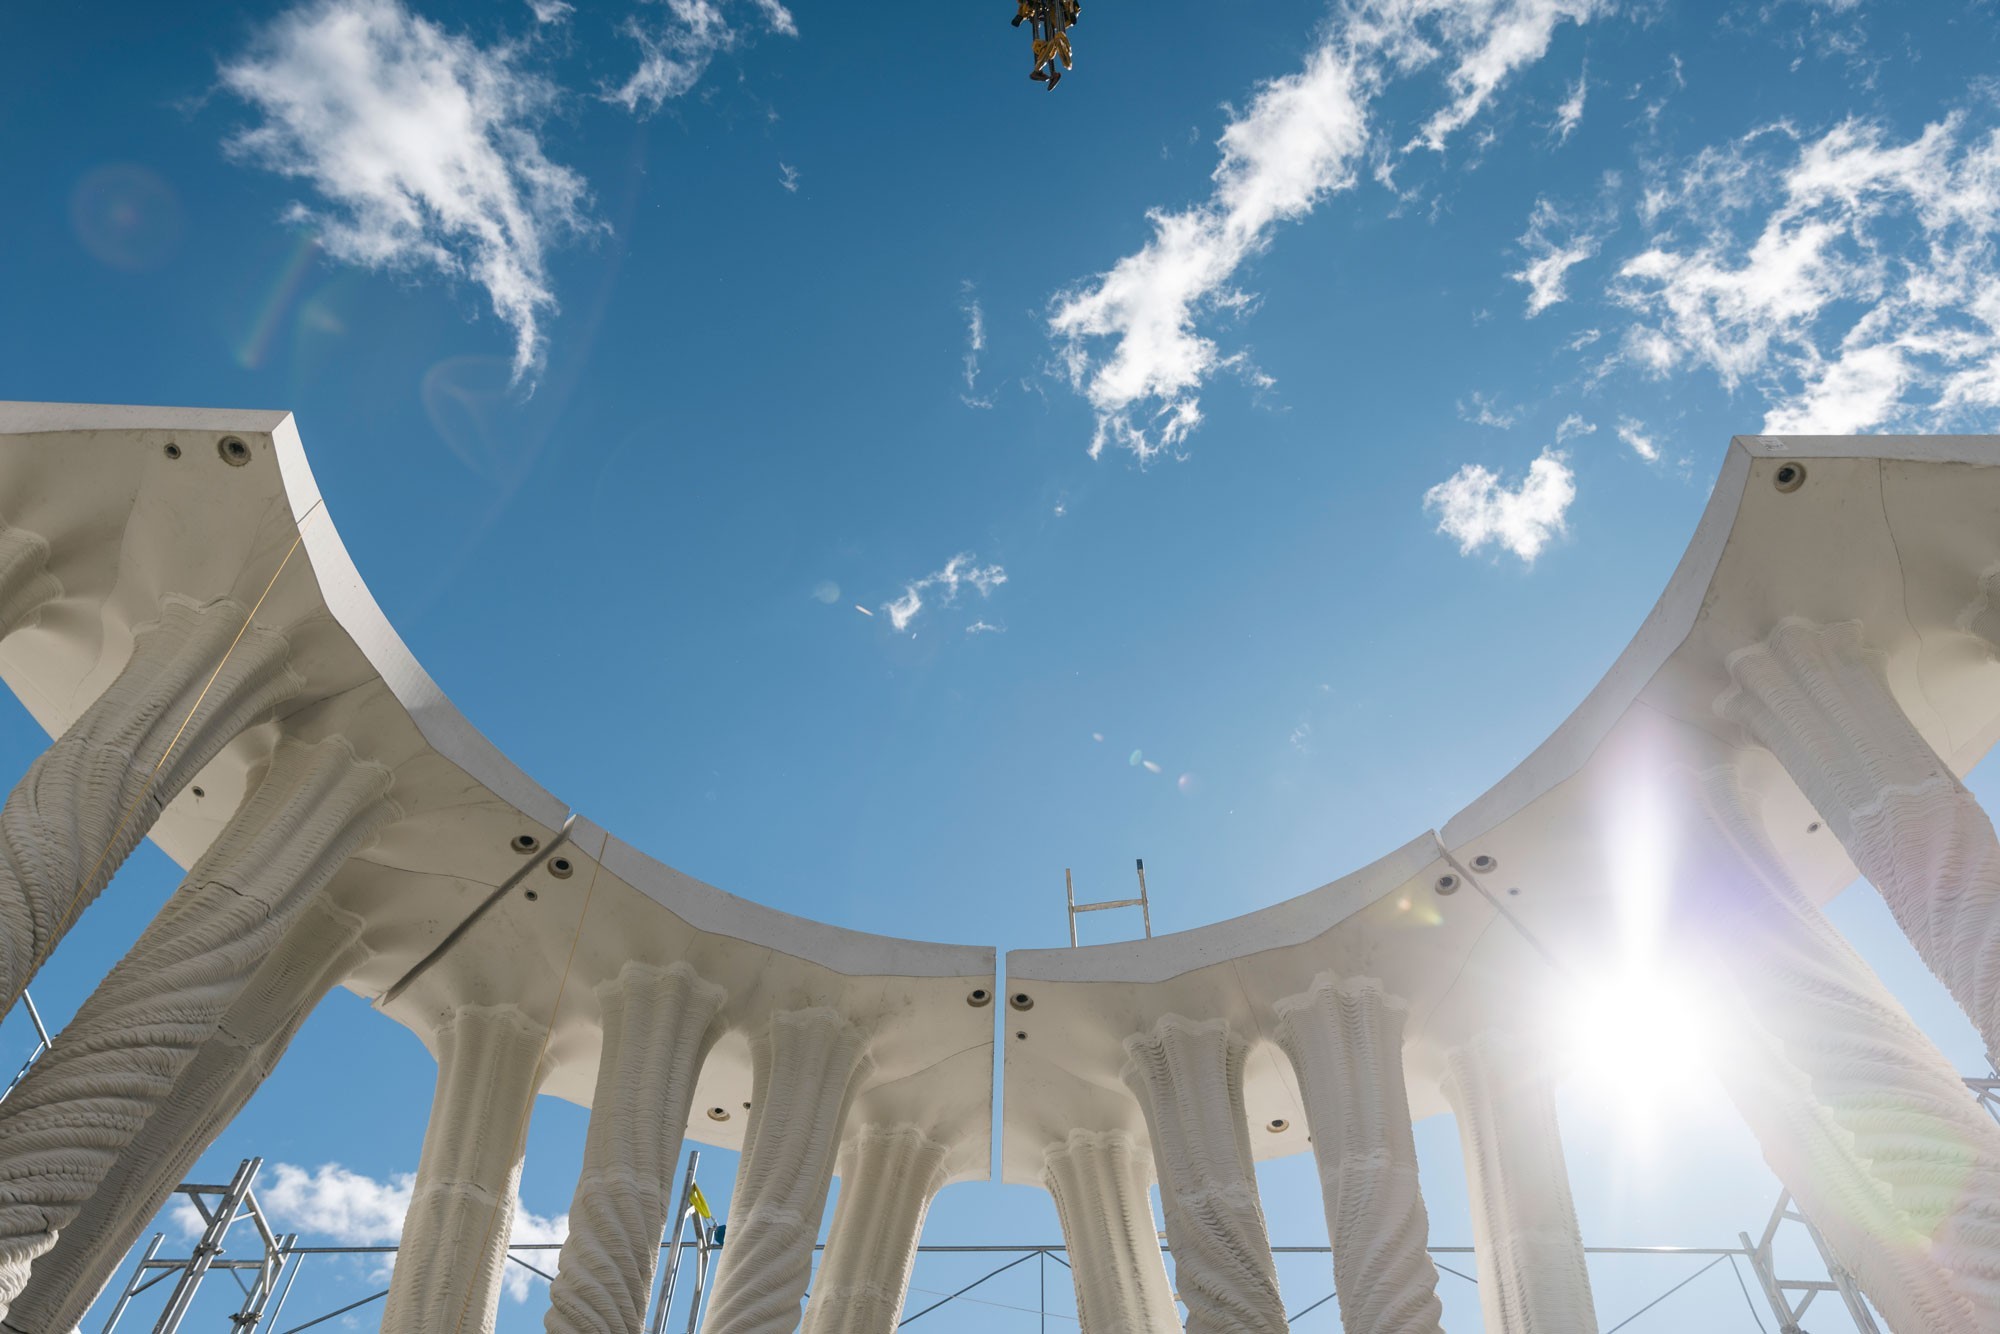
[87,1173,1885,1333]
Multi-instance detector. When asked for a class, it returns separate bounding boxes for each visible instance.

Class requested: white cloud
[1615,416,1660,460]
[965,620,1002,635]
[1459,391,1517,428]
[1049,43,1369,462]
[1049,1,1608,460]
[612,0,797,115]
[779,162,799,193]
[1609,111,2000,433]
[526,0,572,22]
[1424,448,1575,563]
[1556,411,1595,441]
[1407,0,1606,154]
[1512,198,1599,316]
[960,283,993,408]
[883,554,1007,632]
[1554,63,1587,143]
[221,0,594,383]
[175,1162,569,1303]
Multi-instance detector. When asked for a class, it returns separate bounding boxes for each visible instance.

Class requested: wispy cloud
[1609,111,2000,432]
[1554,63,1587,143]
[1406,0,1607,153]
[1458,391,1517,428]
[1424,448,1576,563]
[611,0,797,115]
[220,0,595,382]
[778,162,799,193]
[1556,411,1595,441]
[173,1162,568,1302]
[1615,416,1659,460]
[1512,198,1599,316]
[960,282,994,408]
[965,620,1003,635]
[526,0,572,22]
[1049,0,1608,461]
[883,554,1006,632]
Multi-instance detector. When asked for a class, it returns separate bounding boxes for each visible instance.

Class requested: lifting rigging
[1012,0,1080,90]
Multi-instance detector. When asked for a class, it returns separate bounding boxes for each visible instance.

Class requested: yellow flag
[688,1184,713,1220]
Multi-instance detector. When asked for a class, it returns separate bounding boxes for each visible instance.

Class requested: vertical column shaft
[1720,618,2000,1057]
[1121,1015,1288,1334]
[0,737,393,1319]
[702,1007,872,1334]
[1441,1033,1595,1334]
[0,595,300,1006]
[3,900,369,1333]
[1274,975,1443,1334]
[1042,1129,1179,1334]
[798,1124,948,1334]
[0,525,56,641]
[545,963,726,1334]
[381,1004,547,1334]
[1689,765,2000,1329]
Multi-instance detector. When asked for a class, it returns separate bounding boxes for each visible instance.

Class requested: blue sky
[7,0,2000,1328]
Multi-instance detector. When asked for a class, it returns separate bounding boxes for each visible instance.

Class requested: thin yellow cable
[5,500,325,1014]
[448,826,607,1334]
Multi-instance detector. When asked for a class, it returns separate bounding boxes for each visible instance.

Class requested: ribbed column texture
[5,901,368,1333]
[545,963,726,1334]
[1691,765,2000,1330]
[1966,569,2000,650]
[1440,1033,1595,1334]
[0,738,393,1319]
[381,1004,546,1334]
[1042,1129,1180,1334]
[1273,975,1443,1334]
[798,1124,947,1334]
[0,595,300,1007]
[0,525,57,641]
[702,1008,872,1334]
[1121,1015,1288,1334]
[1720,618,2000,1060]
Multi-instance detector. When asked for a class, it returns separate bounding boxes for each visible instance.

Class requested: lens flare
[70,164,184,272]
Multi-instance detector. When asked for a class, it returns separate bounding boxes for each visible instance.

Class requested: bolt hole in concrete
[1009,992,1034,1010]
[1808,821,1822,833]
[967,988,991,1007]
[512,833,540,854]
[548,856,574,879]
[1267,1118,1288,1133]
[707,1107,730,1122]
[1471,854,1497,873]
[1434,874,1459,896]
[163,442,181,460]
[190,785,204,799]
[1774,461,1807,492]
[523,890,539,902]
[218,436,250,466]
[1014,1031,1027,1040]
[1507,887,1522,896]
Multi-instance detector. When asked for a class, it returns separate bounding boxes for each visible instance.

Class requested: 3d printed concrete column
[381,1004,548,1334]
[1721,618,2000,1058]
[545,962,726,1334]
[703,1007,873,1334]
[1689,765,2000,1331]
[1274,975,1443,1334]
[0,525,56,643]
[1122,1015,1288,1334]
[1042,1129,1179,1334]
[0,595,300,1007]
[5,899,369,1333]
[798,1124,948,1334]
[1440,1032,1595,1334]
[0,737,393,1320]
